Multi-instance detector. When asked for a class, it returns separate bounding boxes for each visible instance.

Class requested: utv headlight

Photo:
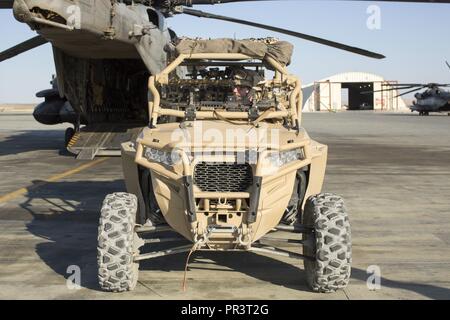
[267,149,305,167]
[144,147,181,166]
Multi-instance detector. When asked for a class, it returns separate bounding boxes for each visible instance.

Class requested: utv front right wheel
[303,193,352,293]
[97,193,140,292]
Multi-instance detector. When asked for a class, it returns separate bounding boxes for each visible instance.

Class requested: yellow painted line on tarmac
[0,157,108,204]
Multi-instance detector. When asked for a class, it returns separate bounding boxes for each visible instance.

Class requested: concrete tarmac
[0,112,449,299]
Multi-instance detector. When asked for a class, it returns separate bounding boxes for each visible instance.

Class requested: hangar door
[341,82,374,110]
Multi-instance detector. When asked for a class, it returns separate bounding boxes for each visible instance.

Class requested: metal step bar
[133,224,315,262]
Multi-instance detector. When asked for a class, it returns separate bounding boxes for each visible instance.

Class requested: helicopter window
[147,9,161,29]
[168,28,178,42]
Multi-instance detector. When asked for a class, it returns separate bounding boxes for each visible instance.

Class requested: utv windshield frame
[147,53,303,128]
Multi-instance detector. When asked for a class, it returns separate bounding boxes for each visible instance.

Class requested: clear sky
[1,1,450,103]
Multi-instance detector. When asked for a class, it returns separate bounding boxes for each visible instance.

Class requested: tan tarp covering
[175,38,293,66]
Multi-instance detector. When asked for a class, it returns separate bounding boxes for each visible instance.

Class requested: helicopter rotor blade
[360,83,441,95]
[386,83,450,88]
[361,86,418,94]
[424,83,450,88]
[446,61,450,71]
[181,8,385,59]
[343,0,450,3]
[395,87,426,98]
[183,0,450,4]
[380,83,426,87]
[0,36,49,63]
[0,0,13,9]
[184,0,272,4]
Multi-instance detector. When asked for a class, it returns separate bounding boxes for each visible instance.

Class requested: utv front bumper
[122,139,327,249]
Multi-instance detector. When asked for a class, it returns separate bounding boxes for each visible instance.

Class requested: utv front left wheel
[97,193,140,292]
[303,193,352,293]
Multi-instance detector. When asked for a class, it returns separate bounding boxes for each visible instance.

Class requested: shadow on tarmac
[0,130,67,157]
[22,179,124,290]
[350,268,450,300]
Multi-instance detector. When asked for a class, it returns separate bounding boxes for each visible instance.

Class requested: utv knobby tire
[303,193,352,293]
[97,193,140,292]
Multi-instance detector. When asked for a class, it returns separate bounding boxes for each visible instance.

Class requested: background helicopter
[0,0,449,158]
[365,62,450,116]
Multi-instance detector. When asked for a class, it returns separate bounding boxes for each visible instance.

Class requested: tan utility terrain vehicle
[97,39,351,293]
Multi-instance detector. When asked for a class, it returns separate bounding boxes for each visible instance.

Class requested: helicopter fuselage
[13,0,172,128]
[410,90,450,114]
[14,0,170,73]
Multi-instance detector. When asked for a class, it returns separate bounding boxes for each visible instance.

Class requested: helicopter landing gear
[65,115,81,147]
[64,127,75,147]
[418,111,430,116]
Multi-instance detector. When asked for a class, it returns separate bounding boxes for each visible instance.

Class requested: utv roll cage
[147,53,303,128]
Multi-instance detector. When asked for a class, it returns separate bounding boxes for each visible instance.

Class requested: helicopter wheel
[64,127,75,147]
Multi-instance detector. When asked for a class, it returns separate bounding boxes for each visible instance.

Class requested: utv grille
[194,162,253,192]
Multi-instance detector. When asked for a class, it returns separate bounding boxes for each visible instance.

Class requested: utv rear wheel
[97,193,140,292]
[303,193,351,293]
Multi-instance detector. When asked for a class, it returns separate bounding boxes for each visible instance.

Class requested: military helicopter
[400,83,450,116]
[410,86,450,116]
[0,0,448,158]
[366,62,450,116]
